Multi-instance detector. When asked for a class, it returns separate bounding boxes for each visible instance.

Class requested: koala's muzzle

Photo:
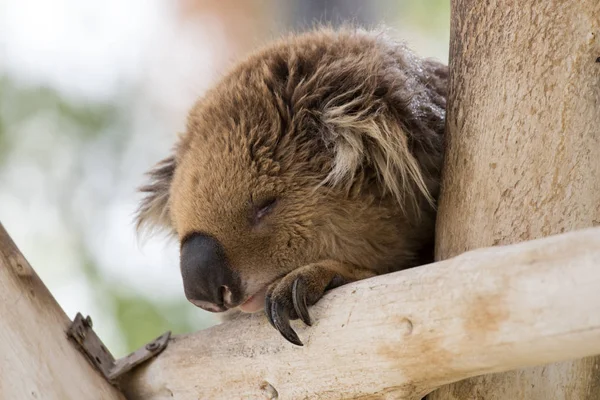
[180,233,241,312]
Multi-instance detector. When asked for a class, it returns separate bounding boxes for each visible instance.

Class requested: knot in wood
[260,381,279,399]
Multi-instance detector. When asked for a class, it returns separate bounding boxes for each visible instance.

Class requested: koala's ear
[320,56,447,213]
[321,107,436,213]
[135,154,177,236]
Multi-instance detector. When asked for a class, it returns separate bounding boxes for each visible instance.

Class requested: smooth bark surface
[430,0,600,398]
[0,223,125,400]
[122,227,600,400]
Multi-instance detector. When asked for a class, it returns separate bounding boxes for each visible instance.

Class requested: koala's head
[136,28,446,315]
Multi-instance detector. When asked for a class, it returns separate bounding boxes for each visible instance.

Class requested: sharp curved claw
[264,294,276,329]
[292,278,312,326]
[272,302,303,346]
[265,293,303,346]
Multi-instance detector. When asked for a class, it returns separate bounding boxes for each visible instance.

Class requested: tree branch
[0,223,125,400]
[121,227,600,400]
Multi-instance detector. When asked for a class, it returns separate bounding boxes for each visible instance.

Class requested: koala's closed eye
[251,197,277,225]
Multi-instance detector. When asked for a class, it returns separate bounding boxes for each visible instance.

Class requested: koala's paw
[264,261,373,346]
[265,265,327,346]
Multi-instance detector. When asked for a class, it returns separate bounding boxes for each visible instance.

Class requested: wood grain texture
[0,223,125,400]
[121,227,600,400]
[430,0,600,399]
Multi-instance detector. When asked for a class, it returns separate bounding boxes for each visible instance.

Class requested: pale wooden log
[0,223,125,400]
[429,0,600,399]
[121,227,600,400]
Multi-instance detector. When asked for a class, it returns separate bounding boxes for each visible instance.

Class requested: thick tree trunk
[429,0,600,399]
[0,224,125,400]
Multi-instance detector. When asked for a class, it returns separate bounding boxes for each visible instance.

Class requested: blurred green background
[0,0,449,357]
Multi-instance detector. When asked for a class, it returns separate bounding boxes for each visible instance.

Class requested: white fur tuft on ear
[135,155,176,237]
[321,104,434,212]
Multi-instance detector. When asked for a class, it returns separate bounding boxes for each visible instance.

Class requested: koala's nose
[179,233,240,312]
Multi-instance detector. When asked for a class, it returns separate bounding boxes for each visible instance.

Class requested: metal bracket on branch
[67,313,171,385]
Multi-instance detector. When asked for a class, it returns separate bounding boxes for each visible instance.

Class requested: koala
[136,27,447,346]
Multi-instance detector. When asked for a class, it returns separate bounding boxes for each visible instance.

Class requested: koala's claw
[292,278,312,327]
[265,263,357,346]
[265,293,304,346]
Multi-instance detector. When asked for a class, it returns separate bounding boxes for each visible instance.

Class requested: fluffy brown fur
[136,27,447,345]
